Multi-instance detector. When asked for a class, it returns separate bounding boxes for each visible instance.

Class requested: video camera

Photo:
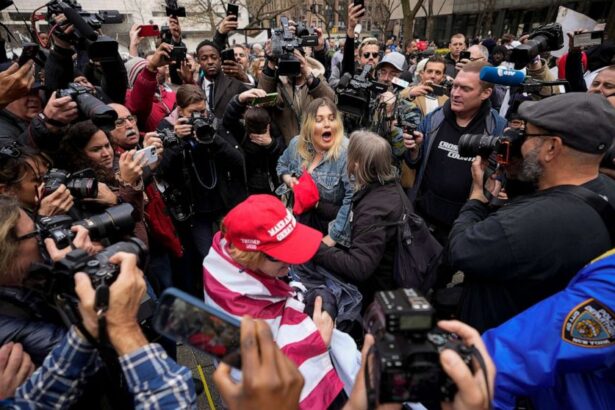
[43,168,98,199]
[270,16,318,77]
[336,64,387,118]
[458,128,524,166]
[509,23,563,69]
[57,82,118,130]
[45,0,121,62]
[165,0,185,17]
[38,203,136,249]
[363,289,476,404]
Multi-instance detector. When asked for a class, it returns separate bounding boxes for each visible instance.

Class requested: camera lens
[458,134,500,158]
[76,203,135,241]
[74,92,118,131]
[66,177,98,199]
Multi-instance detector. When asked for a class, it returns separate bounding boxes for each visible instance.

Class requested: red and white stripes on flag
[203,231,344,409]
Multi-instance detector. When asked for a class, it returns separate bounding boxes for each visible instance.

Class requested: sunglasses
[363,52,379,58]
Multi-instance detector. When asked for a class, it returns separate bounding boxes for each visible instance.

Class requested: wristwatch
[38,112,67,128]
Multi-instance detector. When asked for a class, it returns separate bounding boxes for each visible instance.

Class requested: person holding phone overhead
[202,194,360,410]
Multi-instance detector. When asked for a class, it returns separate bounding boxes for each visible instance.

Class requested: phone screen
[460,51,471,60]
[227,3,239,17]
[139,25,160,37]
[154,289,242,368]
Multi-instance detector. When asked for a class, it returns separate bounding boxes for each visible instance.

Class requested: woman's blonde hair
[347,130,397,191]
[297,97,345,167]
[0,196,26,285]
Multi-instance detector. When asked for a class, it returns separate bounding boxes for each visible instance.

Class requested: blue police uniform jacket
[482,249,615,410]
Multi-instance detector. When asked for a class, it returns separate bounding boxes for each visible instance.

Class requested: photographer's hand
[174,117,193,138]
[74,252,148,354]
[238,88,267,104]
[129,24,143,57]
[0,342,35,400]
[0,61,35,109]
[44,225,100,262]
[178,59,196,84]
[119,149,145,186]
[147,43,173,71]
[407,84,434,98]
[347,4,364,38]
[37,183,74,217]
[312,296,333,347]
[469,156,490,203]
[438,320,495,410]
[86,182,118,206]
[213,318,304,410]
[222,60,249,83]
[282,174,299,189]
[218,15,238,35]
[144,132,164,169]
[403,131,423,160]
[43,92,79,131]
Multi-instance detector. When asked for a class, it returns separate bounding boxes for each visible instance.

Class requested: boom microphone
[61,4,98,41]
[479,66,526,87]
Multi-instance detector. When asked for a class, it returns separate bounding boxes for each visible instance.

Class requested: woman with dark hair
[222,88,285,194]
[313,130,404,308]
[58,120,148,244]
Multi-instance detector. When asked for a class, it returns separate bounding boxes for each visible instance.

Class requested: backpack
[380,184,443,294]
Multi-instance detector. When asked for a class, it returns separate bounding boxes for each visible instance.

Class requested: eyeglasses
[363,52,379,58]
[469,57,485,61]
[263,253,282,263]
[16,229,40,242]
[114,115,136,128]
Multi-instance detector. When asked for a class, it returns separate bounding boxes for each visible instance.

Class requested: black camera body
[190,112,216,144]
[458,128,524,165]
[43,168,98,199]
[364,289,474,403]
[271,17,318,77]
[38,203,136,249]
[57,83,118,130]
[158,128,181,148]
[336,64,387,118]
[509,23,564,69]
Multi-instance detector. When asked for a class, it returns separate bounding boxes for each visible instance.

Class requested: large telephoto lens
[458,134,500,158]
[75,203,135,241]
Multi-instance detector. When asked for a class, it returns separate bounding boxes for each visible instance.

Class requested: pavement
[177,344,225,410]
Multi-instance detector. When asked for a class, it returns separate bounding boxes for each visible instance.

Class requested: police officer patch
[562,298,615,347]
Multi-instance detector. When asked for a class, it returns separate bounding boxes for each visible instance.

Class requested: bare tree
[309,0,349,38]
[475,0,496,38]
[243,0,300,29]
[172,0,226,31]
[371,0,401,41]
[401,0,425,42]
[422,0,449,41]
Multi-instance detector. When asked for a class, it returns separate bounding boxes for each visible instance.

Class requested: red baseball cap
[223,195,323,264]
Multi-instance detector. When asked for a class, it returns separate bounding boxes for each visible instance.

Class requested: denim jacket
[276,135,352,246]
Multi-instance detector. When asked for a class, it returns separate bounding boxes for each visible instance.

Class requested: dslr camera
[158,128,182,148]
[190,112,216,145]
[270,16,319,77]
[43,168,98,199]
[57,83,118,130]
[363,289,475,403]
[509,23,564,69]
[38,203,136,249]
[336,64,387,118]
[458,128,524,165]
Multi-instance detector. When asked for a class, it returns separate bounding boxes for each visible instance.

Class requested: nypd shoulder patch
[562,298,615,348]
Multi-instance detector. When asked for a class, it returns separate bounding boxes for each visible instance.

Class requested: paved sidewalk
[177,344,225,410]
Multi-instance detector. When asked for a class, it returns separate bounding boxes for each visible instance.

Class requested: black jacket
[198,70,250,119]
[444,52,457,78]
[0,109,64,152]
[0,287,66,366]
[222,95,285,194]
[157,119,248,215]
[312,181,403,308]
[448,175,615,332]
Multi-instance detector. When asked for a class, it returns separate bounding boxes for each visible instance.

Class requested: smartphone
[18,43,40,67]
[226,3,239,18]
[170,45,187,63]
[250,92,278,106]
[139,24,160,37]
[573,31,604,48]
[153,288,242,368]
[353,0,364,16]
[221,48,235,62]
[430,83,446,97]
[135,146,158,166]
[459,51,471,60]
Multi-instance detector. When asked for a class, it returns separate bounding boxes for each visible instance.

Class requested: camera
[43,168,98,199]
[270,16,318,77]
[363,289,474,403]
[158,128,181,148]
[190,112,216,144]
[57,83,118,130]
[509,23,564,69]
[336,64,387,118]
[46,0,121,63]
[458,128,524,165]
[38,203,136,249]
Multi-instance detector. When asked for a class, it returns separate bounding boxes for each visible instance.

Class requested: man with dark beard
[447,92,615,333]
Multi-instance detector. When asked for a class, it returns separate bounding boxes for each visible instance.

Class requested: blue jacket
[404,105,507,202]
[483,249,615,410]
[276,135,352,246]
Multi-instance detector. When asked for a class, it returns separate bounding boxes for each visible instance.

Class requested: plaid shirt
[1,327,196,409]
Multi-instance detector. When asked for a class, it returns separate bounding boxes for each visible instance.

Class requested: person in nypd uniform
[482,248,615,409]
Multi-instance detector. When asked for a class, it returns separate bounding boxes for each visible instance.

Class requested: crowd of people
[0,2,614,409]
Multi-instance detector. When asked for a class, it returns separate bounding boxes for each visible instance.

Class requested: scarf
[203,232,344,409]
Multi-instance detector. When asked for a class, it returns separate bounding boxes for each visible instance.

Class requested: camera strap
[95,283,110,345]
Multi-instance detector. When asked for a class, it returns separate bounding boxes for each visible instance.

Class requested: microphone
[479,66,526,87]
[61,4,98,41]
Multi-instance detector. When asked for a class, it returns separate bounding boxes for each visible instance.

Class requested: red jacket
[125,68,177,132]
